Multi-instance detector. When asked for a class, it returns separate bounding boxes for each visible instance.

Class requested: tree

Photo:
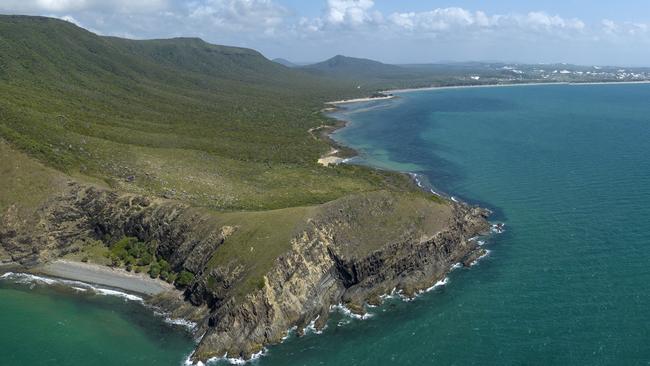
[148,262,161,278]
[175,270,195,288]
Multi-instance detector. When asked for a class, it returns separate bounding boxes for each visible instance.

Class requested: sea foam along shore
[327,95,396,105]
[0,271,144,302]
[184,348,267,366]
[0,270,198,331]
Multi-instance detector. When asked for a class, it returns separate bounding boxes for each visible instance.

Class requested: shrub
[158,259,171,273]
[175,270,195,288]
[137,252,153,266]
[148,262,161,278]
[125,256,136,266]
[160,271,169,281]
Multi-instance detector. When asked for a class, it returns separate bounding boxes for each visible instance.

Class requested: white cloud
[387,9,585,35]
[389,8,484,32]
[188,0,287,31]
[325,0,375,26]
[302,0,382,31]
[0,0,168,13]
[601,19,649,37]
[602,19,618,34]
[1,0,290,39]
[2,1,650,64]
[518,12,585,31]
[58,14,82,25]
[299,4,589,42]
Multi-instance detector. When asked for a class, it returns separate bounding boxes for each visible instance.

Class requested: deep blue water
[3,83,650,365]
[254,83,650,365]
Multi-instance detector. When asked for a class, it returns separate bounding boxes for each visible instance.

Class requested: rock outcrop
[0,182,490,362]
[191,198,489,361]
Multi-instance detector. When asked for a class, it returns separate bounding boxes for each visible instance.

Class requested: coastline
[326,80,650,107]
[327,95,396,105]
[322,78,650,176]
[27,259,176,296]
[383,79,650,95]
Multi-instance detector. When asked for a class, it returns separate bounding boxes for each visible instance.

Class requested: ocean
[2,83,650,365]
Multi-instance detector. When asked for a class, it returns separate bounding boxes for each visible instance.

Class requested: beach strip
[385,80,650,94]
[34,260,174,296]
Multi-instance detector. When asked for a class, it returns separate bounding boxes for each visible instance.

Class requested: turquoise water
[254,84,650,365]
[0,277,195,365]
[3,83,650,365]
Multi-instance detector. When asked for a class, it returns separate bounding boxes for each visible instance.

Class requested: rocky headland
[0,178,490,362]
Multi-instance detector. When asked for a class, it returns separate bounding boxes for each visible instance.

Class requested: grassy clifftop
[0,15,413,210]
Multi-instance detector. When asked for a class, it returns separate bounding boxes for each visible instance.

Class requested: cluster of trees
[108,237,194,288]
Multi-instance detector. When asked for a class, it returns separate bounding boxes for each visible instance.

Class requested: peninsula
[1,15,644,363]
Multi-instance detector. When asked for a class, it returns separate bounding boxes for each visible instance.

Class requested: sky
[2,0,650,66]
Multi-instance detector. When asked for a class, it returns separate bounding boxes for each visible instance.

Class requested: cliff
[0,17,495,363]
[1,179,489,362]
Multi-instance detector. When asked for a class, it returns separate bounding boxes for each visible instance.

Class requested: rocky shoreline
[0,94,496,364]
[0,179,490,362]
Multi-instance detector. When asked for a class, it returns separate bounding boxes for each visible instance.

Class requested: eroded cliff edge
[1,179,489,362]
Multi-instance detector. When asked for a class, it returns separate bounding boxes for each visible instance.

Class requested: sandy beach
[327,95,396,105]
[318,148,344,166]
[385,80,650,94]
[326,81,650,108]
[34,260,175,296]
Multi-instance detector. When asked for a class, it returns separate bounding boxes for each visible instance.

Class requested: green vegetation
[205,205,314,298]
[104,236,192,287]
[0,140,68,216]
[0,16,451,298]
[0,15,417,211]
[302,55,405,80]
[176,270,195,287]
[201,190,450,298]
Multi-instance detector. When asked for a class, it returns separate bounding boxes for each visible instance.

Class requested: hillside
[272,58,298,67]
[302,54,407,79]
[0,15,411,211]
[0,15,491,362]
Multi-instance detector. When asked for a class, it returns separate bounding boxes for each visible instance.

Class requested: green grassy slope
[0,15,413,210]
[302,55,405,78]
[300,55,493,90]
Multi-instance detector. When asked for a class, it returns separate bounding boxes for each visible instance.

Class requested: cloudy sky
[2,0,650,65]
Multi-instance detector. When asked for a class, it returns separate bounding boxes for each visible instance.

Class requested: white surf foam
[331,303,373,320]
[281,326,297,341]
[93,288,144,302]
[202,348,267,365]
[153,310,197,331]
[1,272,57,285]
[1,271,144,302]
[303,315,325,335]
[490,223,506,234]
[163,316,198,331]
[425,277,449,292]
[470,250,491,267]
[399,276,451,301]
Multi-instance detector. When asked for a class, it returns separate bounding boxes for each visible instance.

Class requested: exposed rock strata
[0,182,490,362]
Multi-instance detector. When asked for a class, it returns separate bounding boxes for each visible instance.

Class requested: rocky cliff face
[0,182,490,362]
[191,199,489,361]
